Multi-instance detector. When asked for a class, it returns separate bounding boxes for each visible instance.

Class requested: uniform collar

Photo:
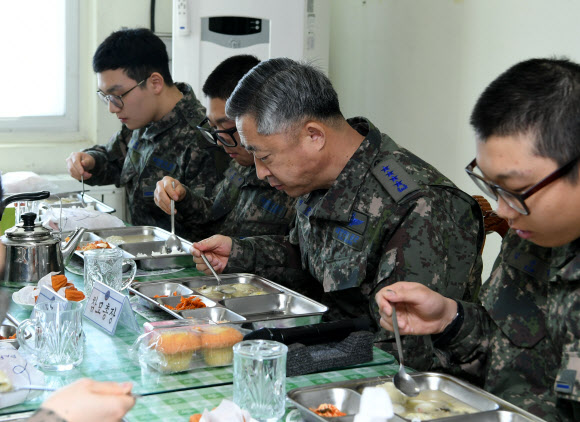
[550,238,580,282]
[141,82,202,141]
[302,117,382,223]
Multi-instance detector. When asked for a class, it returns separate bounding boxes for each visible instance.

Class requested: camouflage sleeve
[175,183,220,228]
[181,139,228,199]
[435,300,494,385]
[83,126,131,187]
[371,191,481,303]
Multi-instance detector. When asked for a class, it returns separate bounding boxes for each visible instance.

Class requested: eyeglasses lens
[199,129,217,145]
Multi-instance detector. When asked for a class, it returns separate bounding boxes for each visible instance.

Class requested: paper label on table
[34,286,69,312]
[83,281,140,335]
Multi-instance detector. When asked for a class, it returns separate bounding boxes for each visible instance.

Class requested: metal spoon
[164,181,182,254]
[392,304,420,397]
[200,253,222,286]
[80,174,86,207]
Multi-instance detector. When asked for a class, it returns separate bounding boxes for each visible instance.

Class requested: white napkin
[0,343,46,409]
[353,387,394,422]
[15,271,67,306]
[40,207,124,232]
[199,399,257,422]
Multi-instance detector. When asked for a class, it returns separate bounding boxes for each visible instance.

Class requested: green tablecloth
[126,365,400,422]
[1,269,396,417]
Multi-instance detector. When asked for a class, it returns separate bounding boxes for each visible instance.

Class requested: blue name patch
[297,198,314,217]
[333,226,364,250]
[257,196,287,218]
[128,138,141,152]
[151,156,176,173]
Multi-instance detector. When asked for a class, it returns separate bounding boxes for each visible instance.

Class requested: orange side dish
[0,334,16,340]
[165,296,207,311]
[76,240,112,251]
[51,274,68,291]
[310,404,347,417]
[51,274,86,301]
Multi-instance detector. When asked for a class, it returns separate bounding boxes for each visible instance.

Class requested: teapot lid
[5,212,53,242]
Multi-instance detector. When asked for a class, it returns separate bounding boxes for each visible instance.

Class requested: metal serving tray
[40,192,116,214]
[73,226,195,270]
[287,373,545,422]
[129,274,328,328]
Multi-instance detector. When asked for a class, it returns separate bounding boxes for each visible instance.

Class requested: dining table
[0,263,400,422]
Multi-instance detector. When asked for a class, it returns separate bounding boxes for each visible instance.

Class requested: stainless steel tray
[287,373,545,422]
[41,192,115,214]
[73,226,195,270]
[129,274,328,328]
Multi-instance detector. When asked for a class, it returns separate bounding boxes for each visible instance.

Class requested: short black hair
[471,58,580,182]
[93,28,173,86]
[202,55,260,100]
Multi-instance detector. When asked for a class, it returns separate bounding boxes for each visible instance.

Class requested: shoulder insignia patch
[506,249,551,279]
[371,158,420,202]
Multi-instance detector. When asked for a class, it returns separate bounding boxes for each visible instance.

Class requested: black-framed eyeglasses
[465,156,580,215]
[97,77,149,109]
[196,117,238,147]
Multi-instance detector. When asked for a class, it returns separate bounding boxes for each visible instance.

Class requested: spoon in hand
[200,253,222,286]
[391,304,420,397]
[164,181,182,254]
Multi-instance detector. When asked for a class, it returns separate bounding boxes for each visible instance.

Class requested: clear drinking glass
[233,340,288,422]
[83,248,136,296]
[17,301,84,371]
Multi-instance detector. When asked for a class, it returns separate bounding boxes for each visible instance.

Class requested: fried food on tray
[310,403,347,417]
[164,296,207,311]
[76,240,112,251]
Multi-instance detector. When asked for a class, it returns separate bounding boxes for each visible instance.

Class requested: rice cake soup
[196,283,268,300]
[376,382,477,420]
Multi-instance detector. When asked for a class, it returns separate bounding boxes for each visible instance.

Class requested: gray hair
[225,57,343,135]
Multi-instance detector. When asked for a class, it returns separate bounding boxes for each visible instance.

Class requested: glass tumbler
[233,340,288,422]
[17,301,84,371]
[84,248,136,296]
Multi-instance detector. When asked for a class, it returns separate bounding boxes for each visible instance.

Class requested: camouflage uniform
[28,408,66,422]
[83,83,230,240]
[224,117,484,371]
[439,231,580,421]
[175,160,297,240]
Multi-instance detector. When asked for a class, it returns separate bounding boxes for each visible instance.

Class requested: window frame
[0,0,79,133]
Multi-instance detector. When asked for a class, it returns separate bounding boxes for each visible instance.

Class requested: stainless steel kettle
[1,191,86,285]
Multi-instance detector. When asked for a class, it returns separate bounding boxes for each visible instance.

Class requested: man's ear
[149,72,165,94]
[303,121,326,152]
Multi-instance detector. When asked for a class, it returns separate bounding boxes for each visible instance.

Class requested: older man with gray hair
[191,57,484,371]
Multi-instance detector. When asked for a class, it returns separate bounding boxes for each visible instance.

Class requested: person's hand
[66,152,95,181]
[190,235,233,274]
[40,378,135,422]
[375,282,458,335]
[154,176,187,215]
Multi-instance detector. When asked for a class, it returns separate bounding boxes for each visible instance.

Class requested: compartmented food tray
[129,273,328,328]
[287,373,545,422]
[73,226,195,270]
[40,192,116,214]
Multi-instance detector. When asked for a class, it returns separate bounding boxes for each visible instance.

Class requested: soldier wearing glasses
[153,55,296,239]
[66,28,229,239]
[376,58,580,421]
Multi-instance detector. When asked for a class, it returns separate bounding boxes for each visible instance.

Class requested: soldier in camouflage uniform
[66,29,229,240]
[154,55,296,240]
[190,58,484,371]
[376,58,580,421]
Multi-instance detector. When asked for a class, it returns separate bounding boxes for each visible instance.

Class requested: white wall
[329,0,580,279]
[3,0,580,277]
